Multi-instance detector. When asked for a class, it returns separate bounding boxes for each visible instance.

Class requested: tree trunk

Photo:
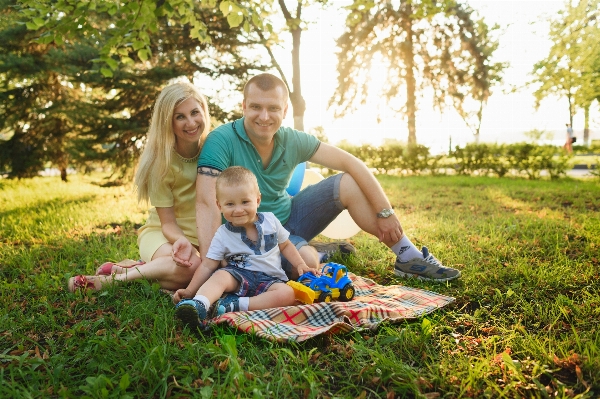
[290,26,306,131]
[567,93,574,126]
[584,104,590,146]
[278,0,306,132]
[400,2,416,145]
[60,167,68,182]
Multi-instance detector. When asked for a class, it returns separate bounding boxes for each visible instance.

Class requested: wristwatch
[377,208,395,218]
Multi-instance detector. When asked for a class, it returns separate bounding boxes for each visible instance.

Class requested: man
[191,73,460,282]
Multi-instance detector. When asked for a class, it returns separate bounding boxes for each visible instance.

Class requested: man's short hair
[216,166,260,195]
[243,73,289,99]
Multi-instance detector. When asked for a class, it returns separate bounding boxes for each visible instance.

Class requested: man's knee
[299,245,319,269]
[339,173,362,203]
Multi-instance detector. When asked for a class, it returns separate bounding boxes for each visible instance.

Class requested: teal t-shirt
[198,117,320,224]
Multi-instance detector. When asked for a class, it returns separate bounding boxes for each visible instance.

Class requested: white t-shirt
[206,212,290,281]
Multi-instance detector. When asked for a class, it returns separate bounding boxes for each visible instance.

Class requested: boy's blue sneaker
[175,299,208,329]
[214,294,241,316]
[394,246,461,282]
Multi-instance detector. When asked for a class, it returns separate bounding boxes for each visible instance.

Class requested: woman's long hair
[134,82,210,203]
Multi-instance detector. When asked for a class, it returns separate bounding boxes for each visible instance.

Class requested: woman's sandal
[68,275,98,292]
[95,260,145,276]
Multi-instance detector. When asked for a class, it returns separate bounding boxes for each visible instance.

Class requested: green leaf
[421,317,432,337]
[38,34,54,44]
[251,12,262,28]
[119,373,130,391]
[132,40,146,51]
[162,2,174,13]
[54,35,64,46]
[200,386,213,399]
[219,1,231,16]
[137,49,149,61]
[25,22,38,30]
[243,20,250,33]
[104,57,118,70]
[220,335,238,357]
[33,17,45,27]
[100,68,113,78]
[227,12,243,28]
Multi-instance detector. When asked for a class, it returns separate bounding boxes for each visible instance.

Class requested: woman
[69,81,210,291]
[564,123,574,154]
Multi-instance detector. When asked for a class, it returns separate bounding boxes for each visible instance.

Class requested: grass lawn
[1,173,599,398]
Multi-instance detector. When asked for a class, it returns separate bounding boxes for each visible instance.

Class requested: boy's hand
[297,263,320,277]
[173,288,192,304]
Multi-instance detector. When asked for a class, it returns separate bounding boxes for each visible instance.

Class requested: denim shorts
[222,266,286,297]
[280,173,345,275]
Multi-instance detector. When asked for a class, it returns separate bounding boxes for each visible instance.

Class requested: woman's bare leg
[73,243,199,291]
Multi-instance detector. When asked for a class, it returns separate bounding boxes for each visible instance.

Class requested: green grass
[1,174,599,398]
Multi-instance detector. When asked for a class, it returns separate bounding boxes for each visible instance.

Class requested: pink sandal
[95,260,145,276]
[68,275,97,292]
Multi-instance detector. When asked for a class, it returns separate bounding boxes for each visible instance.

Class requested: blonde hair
[134,82,210,203]
[216,166,260,197]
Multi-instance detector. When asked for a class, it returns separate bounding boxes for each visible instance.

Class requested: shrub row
[333,142,574,179]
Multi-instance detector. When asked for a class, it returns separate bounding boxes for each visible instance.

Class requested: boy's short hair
[216,166,260,194]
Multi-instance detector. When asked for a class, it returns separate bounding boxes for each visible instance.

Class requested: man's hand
[172,237,194,267]
[172,288,193,304]
[376,215,403,245]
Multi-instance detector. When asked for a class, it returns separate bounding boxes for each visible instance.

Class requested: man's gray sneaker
[394,246,461,282]
[309,240,357,263]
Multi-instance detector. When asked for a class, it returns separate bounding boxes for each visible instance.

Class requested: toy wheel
[318,292,332,303]
[339,283,355,301]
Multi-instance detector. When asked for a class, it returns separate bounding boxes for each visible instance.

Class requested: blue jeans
[281,173,345,277]
[222,266,285,297]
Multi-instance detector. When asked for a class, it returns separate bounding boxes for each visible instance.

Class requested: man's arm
[195,167,222,260]
[308,142,403,243]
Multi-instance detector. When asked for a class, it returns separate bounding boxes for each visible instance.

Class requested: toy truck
[287,262,355,304]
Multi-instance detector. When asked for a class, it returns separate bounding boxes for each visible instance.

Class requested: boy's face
[216,181,261,227]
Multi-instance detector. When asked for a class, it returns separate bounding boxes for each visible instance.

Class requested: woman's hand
[172,237,194,267]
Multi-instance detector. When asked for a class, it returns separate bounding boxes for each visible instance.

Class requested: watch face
[378,209,394,218]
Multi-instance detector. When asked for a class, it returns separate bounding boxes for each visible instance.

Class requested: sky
[263,0,600,153]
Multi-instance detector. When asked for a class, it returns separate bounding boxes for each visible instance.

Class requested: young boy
[173,166,317,329]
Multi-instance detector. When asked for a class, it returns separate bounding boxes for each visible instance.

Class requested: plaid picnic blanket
[207,273,455,342]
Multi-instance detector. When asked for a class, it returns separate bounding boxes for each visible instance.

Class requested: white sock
[391,236,423,262]
[239,297,250,311]
[193,295,210,310]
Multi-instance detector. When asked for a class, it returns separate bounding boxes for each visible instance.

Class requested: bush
[451,143,492,176]
[332,141,574,179]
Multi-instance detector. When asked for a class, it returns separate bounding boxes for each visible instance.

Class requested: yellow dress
[137,149,199,262]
